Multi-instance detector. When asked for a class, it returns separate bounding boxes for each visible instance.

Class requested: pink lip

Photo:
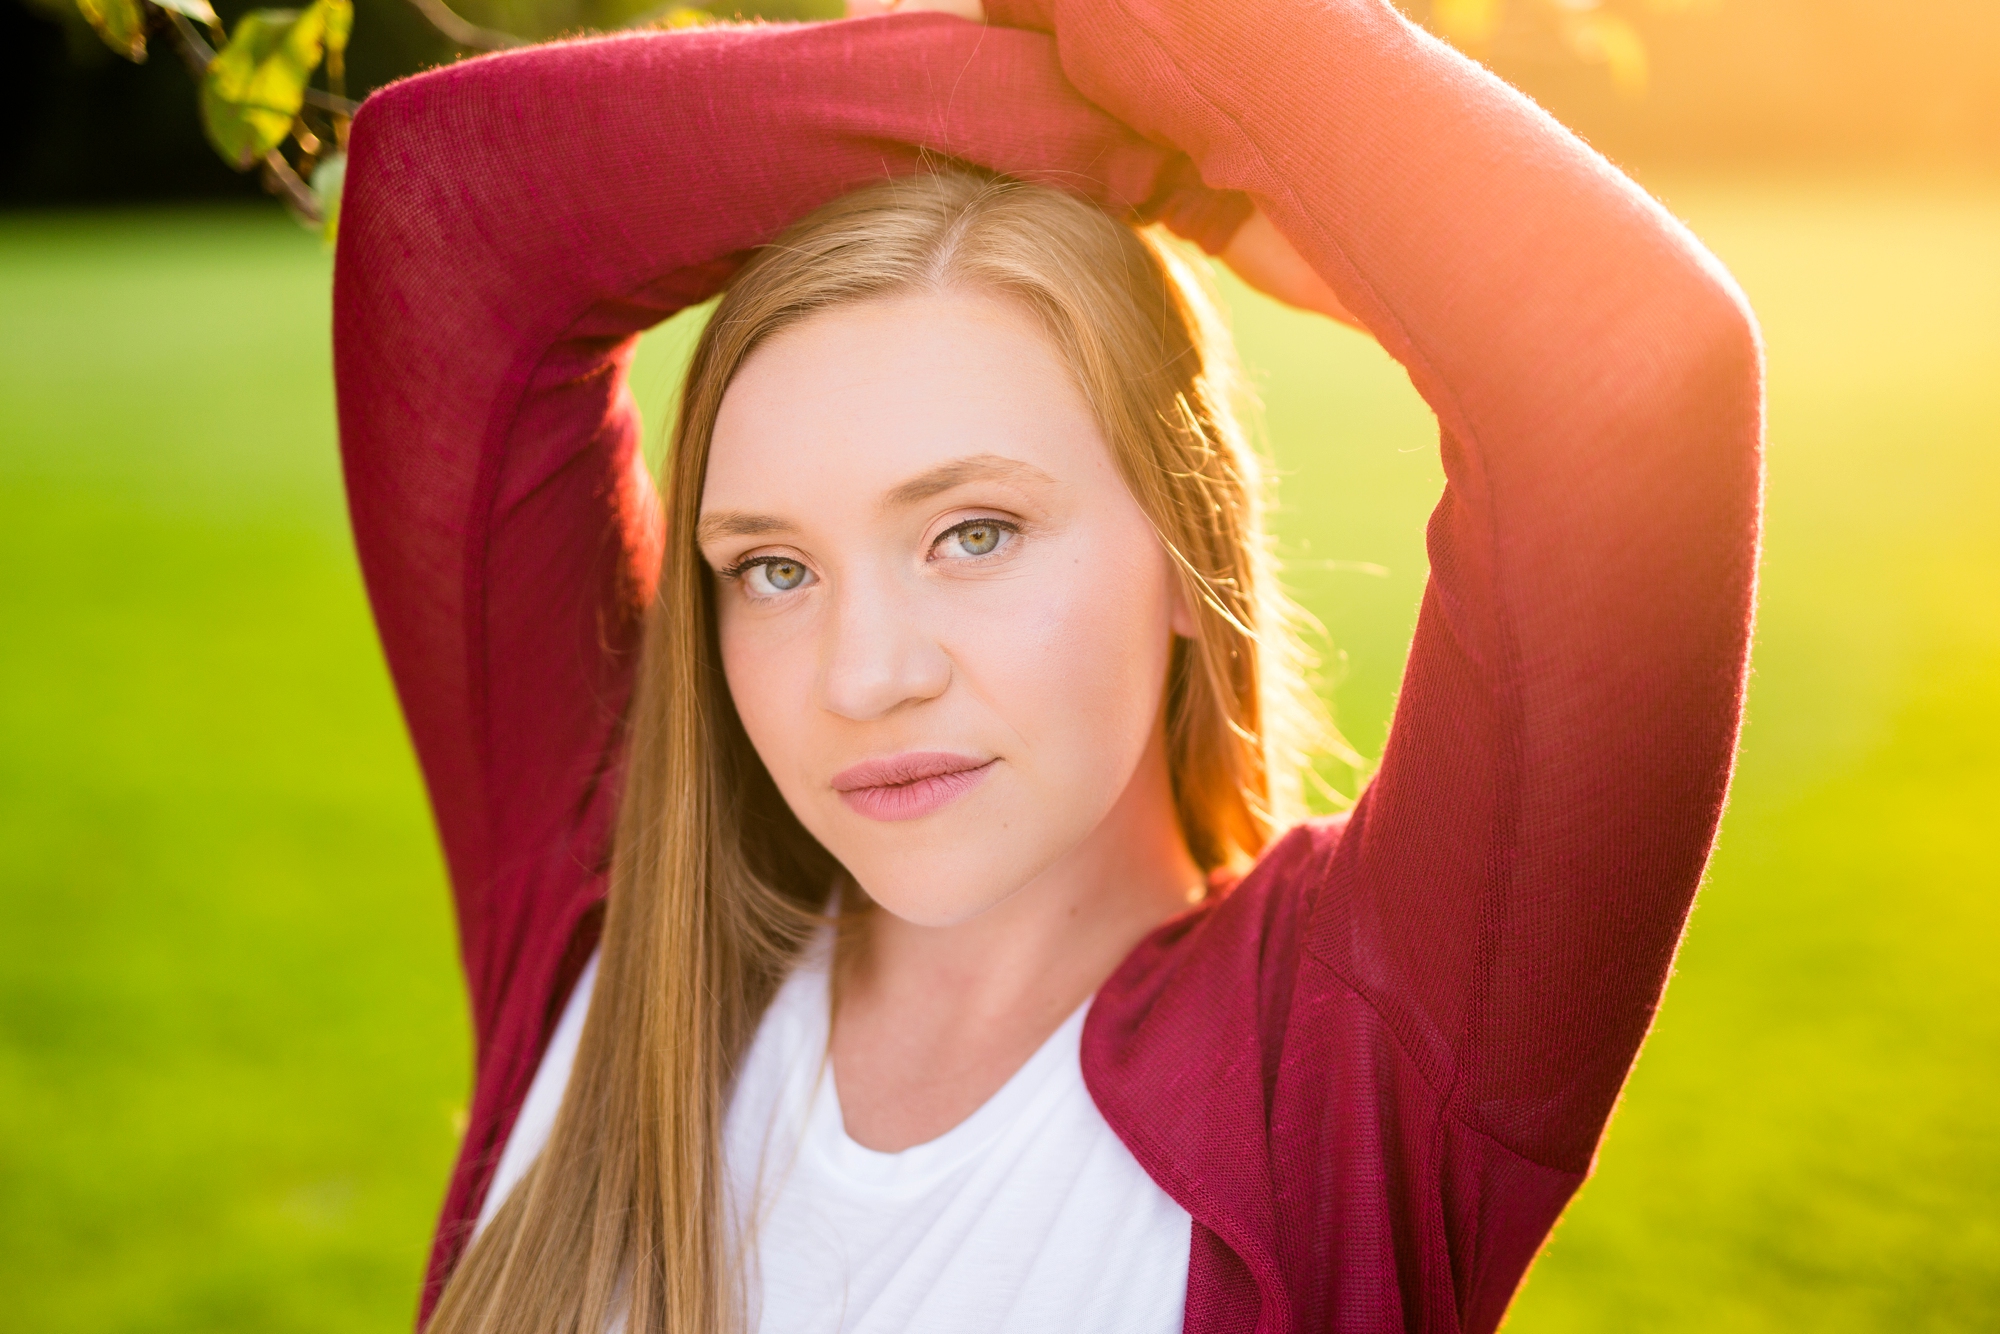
[830,751,995,822]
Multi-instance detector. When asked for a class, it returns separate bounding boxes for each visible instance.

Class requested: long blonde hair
[426,170,1326,1334]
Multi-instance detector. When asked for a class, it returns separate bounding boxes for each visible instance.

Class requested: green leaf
[151,0,221,26]
[75,0,147,61]
[311,150,346,247]
[198,4,334,170]
[321,0,352,58]
[320,0,351,97]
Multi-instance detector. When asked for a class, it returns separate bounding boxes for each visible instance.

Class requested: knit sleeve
[329,14,1211,1251]
[992,0,1764,1173]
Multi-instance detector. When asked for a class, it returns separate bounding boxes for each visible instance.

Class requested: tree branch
[306,88,362,115]
[163,10,214,74]
[262,149,323,223]
[400,0,525,49]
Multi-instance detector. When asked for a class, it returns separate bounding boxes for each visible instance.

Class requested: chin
[844,853,1027,929]
[863,886,1011,930]
[833,827,1055,930]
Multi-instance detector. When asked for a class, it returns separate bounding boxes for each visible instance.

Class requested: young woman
[332,0,1763,1329]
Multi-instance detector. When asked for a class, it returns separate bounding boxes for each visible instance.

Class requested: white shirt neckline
[806,999,1092,1195]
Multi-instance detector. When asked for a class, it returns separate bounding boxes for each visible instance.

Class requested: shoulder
[1121,815,1346,989]
[1088,814,1348,1071]
[1212,813,1350,933]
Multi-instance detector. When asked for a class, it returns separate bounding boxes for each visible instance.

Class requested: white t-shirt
[478,938,1192,1333]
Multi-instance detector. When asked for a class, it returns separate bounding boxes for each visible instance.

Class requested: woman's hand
[1219,207,1359,327]
[841,0,1356,328]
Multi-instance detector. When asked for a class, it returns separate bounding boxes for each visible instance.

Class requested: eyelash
[717,555,812,604]
[716,516,1022,596]
[718,554,783,582]
[931,516,1021,559]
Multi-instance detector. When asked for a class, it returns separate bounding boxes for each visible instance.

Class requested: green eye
[764,560,807,590]
[954,523,1001,556]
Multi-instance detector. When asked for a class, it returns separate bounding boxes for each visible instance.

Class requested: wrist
[1154,184,1253,257]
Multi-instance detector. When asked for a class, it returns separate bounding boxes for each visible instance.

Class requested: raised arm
[330,18,1244,1302]
[991,0,1763,1173]
[333,17,1220,1052]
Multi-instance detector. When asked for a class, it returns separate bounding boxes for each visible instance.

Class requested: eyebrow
[695,454,1057,548]
[694,511,789,546]
[883,454,1058,507]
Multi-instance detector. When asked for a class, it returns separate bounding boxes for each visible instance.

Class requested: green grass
[1,180,1994,1330]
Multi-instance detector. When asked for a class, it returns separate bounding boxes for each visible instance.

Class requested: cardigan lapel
[1081,824,1330,1334]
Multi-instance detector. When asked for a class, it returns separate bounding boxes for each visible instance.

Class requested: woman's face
[698,287,1192,927]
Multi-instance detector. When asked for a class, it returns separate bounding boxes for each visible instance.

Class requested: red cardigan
[332,0,1763,1328]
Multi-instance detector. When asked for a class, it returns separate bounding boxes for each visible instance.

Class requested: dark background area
[0,0,442,202]
[3,0,1996,206]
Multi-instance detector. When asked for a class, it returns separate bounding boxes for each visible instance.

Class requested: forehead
[701,288,1114,515]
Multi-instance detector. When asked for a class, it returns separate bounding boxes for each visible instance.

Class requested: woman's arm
[987,0,1763,1174]
[331,17,1228,1260]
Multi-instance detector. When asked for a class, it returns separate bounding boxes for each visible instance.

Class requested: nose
[816,565,952,722]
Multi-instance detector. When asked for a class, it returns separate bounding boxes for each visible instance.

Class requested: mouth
[829,751,996,823]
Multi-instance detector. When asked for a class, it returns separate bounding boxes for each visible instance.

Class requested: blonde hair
[426,170,1327,1334]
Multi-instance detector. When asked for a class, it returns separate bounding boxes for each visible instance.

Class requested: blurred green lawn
[1,180,1994,1330]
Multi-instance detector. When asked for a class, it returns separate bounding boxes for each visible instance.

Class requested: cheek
[948,528,1178,788]
[716,601,816,787]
